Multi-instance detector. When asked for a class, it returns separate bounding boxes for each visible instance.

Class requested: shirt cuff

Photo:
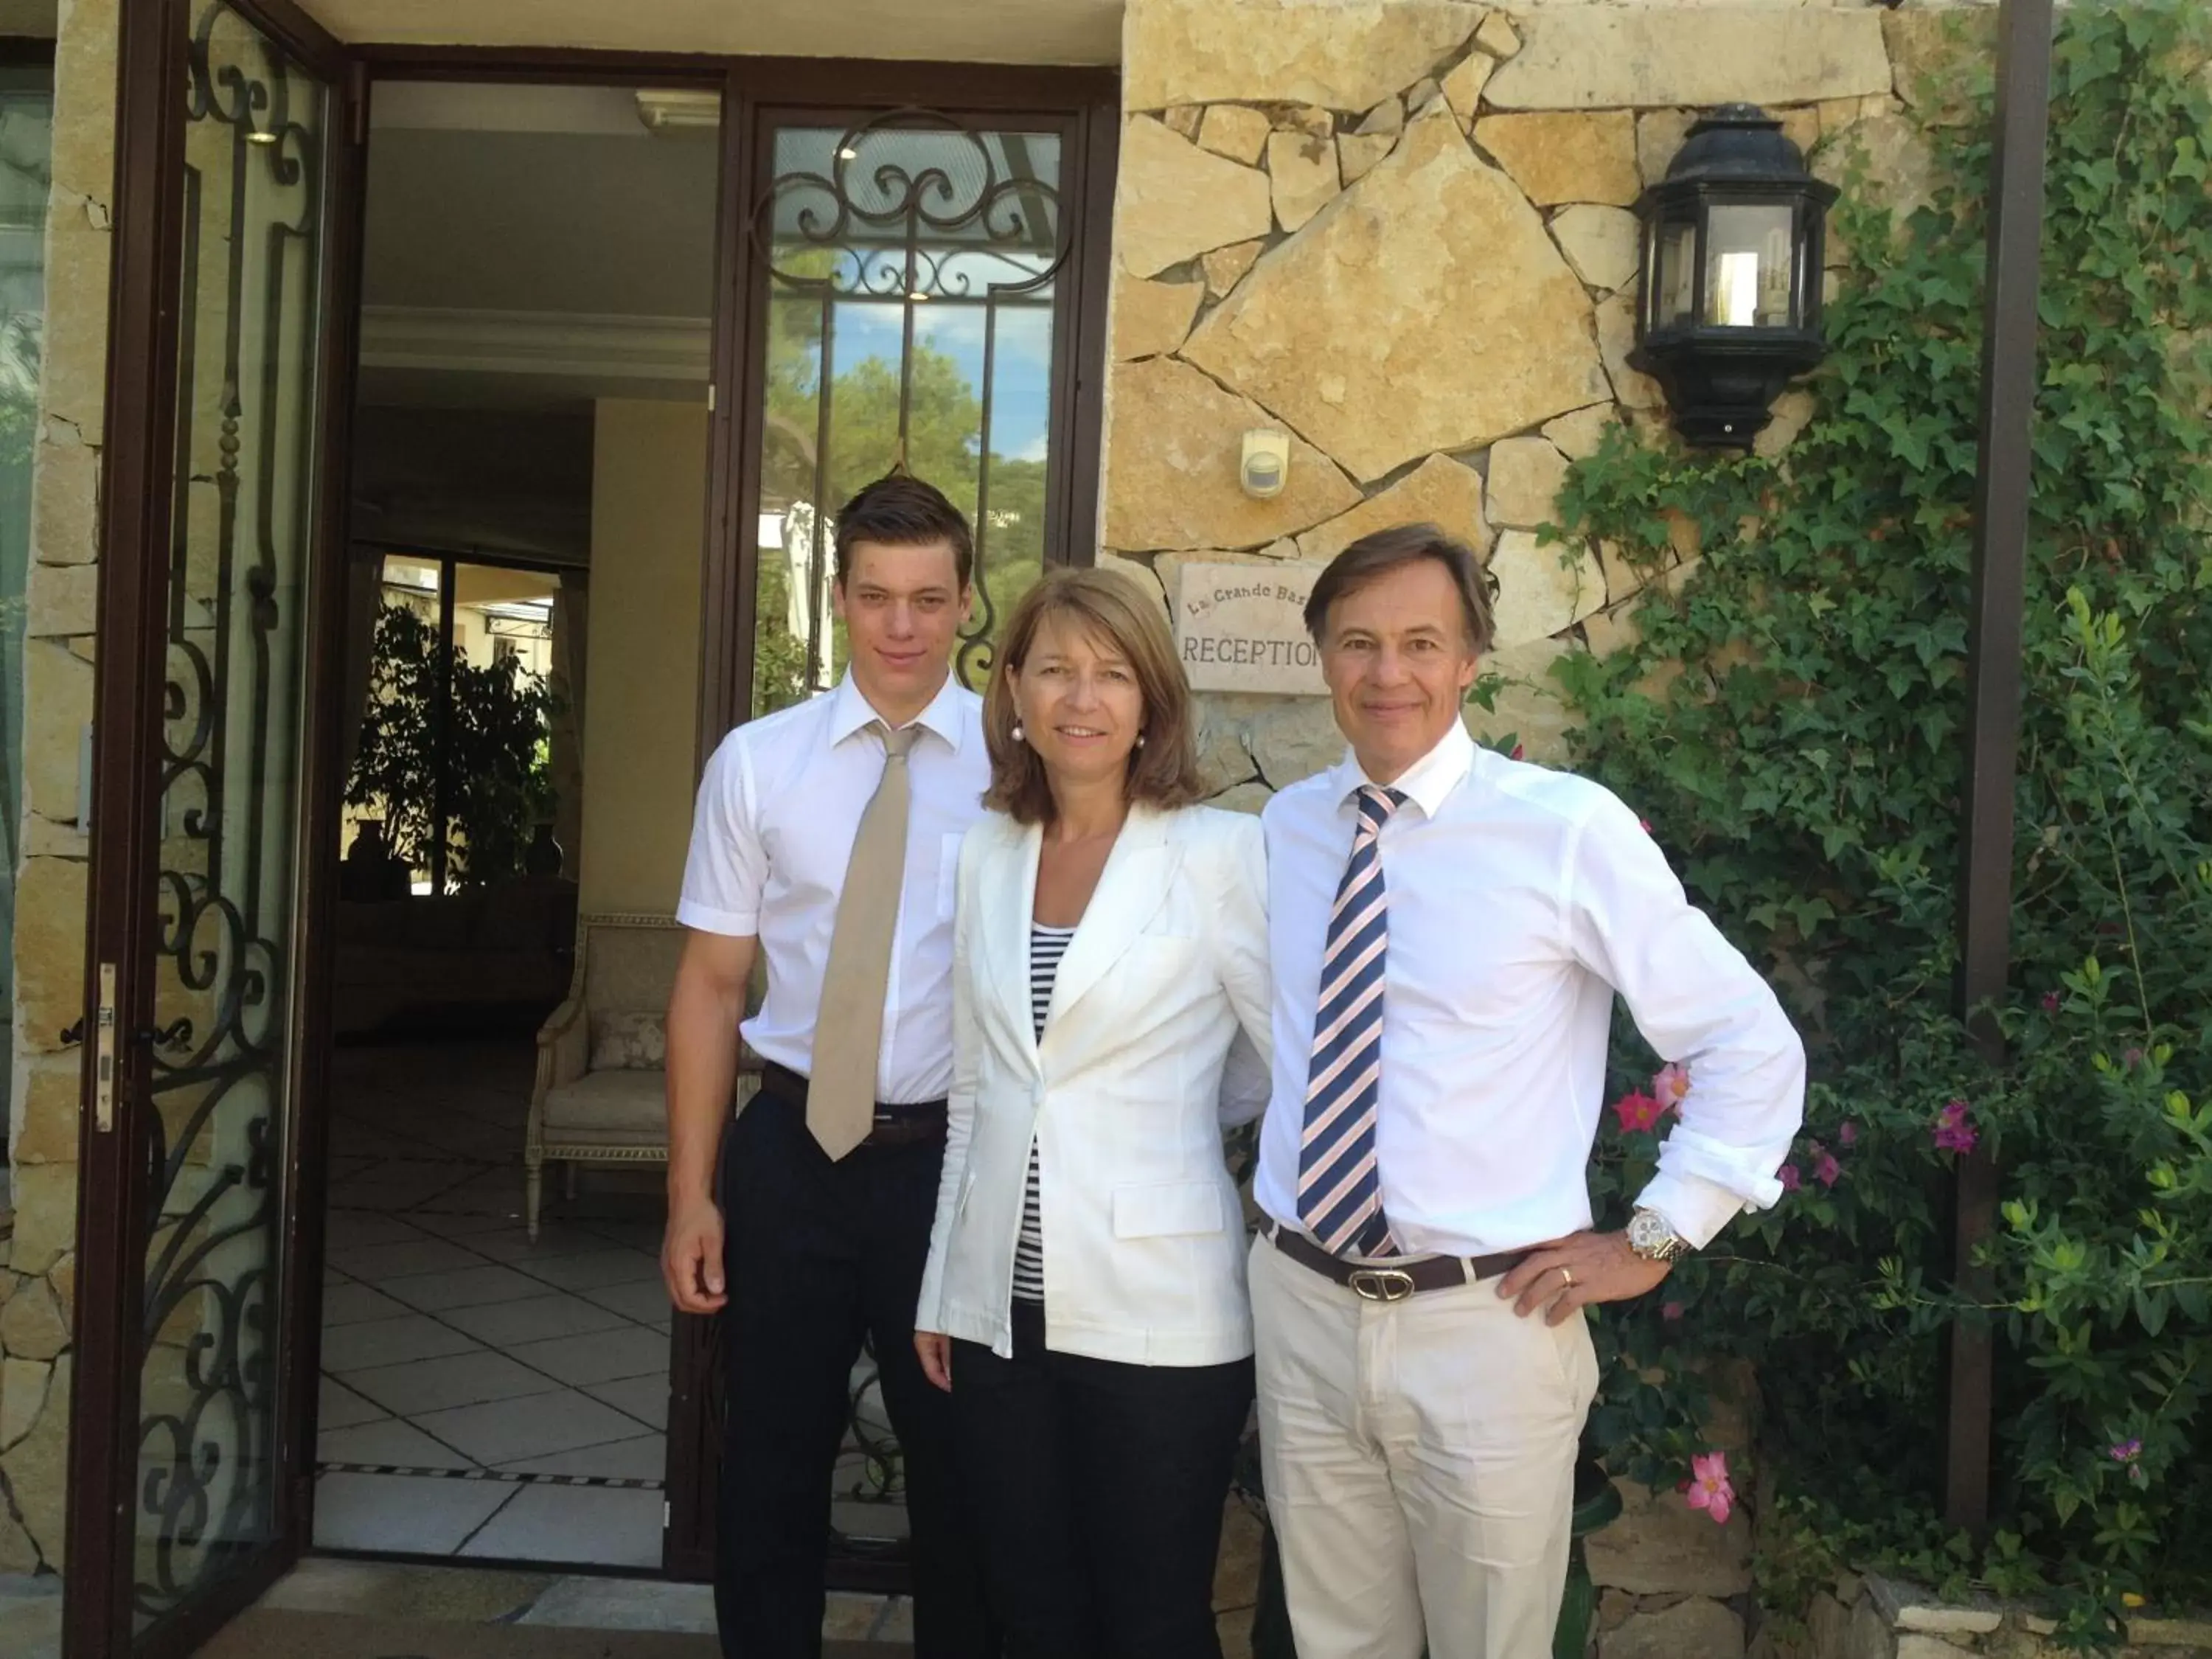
[1632,1169,1753,1253]
[675,899,758,936]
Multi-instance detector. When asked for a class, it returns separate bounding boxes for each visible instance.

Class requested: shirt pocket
[1112,1180,1227,1239]
[936,832,964,922]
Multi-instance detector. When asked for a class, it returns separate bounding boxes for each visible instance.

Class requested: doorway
[65,3,1116,1650]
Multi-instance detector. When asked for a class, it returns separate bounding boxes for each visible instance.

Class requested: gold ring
[1559,1267,1575,1288]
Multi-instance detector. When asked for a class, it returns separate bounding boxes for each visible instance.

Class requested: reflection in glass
[135,1,327,1629]
[1652,216,1697,332]
[1703,203,1796,329]
[749,117,1068,717]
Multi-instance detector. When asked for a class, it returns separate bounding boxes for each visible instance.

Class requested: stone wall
[2,0,114,1578]
[1790,1575,2212,1659]
[1099,0,1957,821]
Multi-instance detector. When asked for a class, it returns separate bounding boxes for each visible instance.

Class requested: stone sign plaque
[1172,560,1329,696]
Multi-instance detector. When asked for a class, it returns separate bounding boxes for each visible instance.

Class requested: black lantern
[1631,104,1838,448]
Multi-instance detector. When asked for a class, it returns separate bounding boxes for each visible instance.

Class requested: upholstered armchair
[527,912,689,1239]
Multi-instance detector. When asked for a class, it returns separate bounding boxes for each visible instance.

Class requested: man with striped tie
[1252,524,1805,1658]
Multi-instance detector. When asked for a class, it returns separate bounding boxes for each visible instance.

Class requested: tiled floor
[315,1040,671,1570]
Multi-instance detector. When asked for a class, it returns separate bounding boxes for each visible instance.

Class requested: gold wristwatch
[1627,1207,1690,1262]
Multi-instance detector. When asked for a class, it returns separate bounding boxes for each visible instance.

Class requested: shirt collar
[828,669,968,754]
[1332,717,1475,821]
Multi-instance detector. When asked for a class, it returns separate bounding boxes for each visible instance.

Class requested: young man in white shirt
[1253,523,1806,1659]
[663,475,996,1659]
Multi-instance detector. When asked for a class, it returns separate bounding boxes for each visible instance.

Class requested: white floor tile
[329,1237,493,1282]
[498,1433,667,1482]
[323,1211,434,1251]
[581,1374,669,1433]
[380,1263,554,1313]
[512,1248,662,1294]
[322,1282,411,1327]
[579,1281,676,1328]
[515,1573,716,1633]
[457,1481,664,1569]
[503,1326,668,1387]
[318,1376,389,1431]
[318,1417,476,1470]
[319,1312,484,1374]
[345,1350,568,1416]
[435,1292,636,1348]
[412,1389,654,1467]
[462,1225,632,1264]
[311,1470,516,1554]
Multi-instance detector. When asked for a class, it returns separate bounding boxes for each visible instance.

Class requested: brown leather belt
[1267,1222,1528,1303]
[758,1062,948,1149]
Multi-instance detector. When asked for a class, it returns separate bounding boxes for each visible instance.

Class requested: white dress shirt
[677,672,990,1105]
[1257,719,1805,1255]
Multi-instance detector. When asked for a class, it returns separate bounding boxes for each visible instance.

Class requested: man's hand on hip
[663,1195,728,1315]
[1497,1230,1670,1326]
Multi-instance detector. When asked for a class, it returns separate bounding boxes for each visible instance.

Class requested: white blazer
[917,802,1273,1366]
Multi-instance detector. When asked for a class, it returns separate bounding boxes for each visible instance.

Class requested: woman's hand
[916,1331,954,1392]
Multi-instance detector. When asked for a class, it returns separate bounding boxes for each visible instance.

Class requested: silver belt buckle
[1346,1267,1416,1303]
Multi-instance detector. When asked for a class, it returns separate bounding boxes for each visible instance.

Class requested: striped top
[1012,922,1076,1304]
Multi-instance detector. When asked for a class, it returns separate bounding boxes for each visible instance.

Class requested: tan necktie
[807,722,922,1159]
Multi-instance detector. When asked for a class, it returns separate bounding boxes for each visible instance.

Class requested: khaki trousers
[1250,1235,1599,1659]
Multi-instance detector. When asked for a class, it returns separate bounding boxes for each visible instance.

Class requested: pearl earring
[1012,722,1025,742]
[1136,733,1147,748]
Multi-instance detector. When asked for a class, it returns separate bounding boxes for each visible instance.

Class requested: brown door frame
[65,1,358,1655]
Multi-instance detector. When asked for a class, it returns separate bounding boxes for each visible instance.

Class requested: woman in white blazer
[914,567,1272,1659]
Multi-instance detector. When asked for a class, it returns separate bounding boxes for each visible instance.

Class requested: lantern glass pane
[1703,201,1796,329]
[1655,216,1697,330]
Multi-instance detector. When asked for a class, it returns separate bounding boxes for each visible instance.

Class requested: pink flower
[1510,744,1526,762]
[1652,1062,1691,1113]
[1778,1162,1802,1192]
[2124,1048,2145,1071]
[1933,1099,1977,1155]
[1812,1145,1843,1188]
[1638,817,1653,833]
[2042,990,2062,1013]
[1613,1091,1665,1133]
[1684,1450,1734,1526]
[2110,1439,2142,1463]
[1837,1120,1858,1147]
[1662,1301,1685,1321]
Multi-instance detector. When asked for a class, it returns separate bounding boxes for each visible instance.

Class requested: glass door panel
[749,116,1070,717]
[133,0,330,1629]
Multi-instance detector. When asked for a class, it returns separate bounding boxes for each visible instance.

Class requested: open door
[64,1,362,1655]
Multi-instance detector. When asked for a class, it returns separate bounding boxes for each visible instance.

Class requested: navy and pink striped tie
[1297,784,1407,1256]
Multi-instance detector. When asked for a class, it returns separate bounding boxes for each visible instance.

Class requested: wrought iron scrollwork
[746,111,1072,695]
[131,0,323,1624]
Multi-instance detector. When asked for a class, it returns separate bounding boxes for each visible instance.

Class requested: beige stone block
[1601,1596,1745,1659]
[1214,1493,1266,1610]
[1487,8,1892,112]
[1097,553,1169,613]
[0,1282,66,1364]
[1474,10,1517,60]
[1406,77,1439,117]
[41,204,111,434]
[1586,1478,1753,1599]
[1596,292,1664,412]
[1267,129,1340,233]
[1163,105,1203,140]
[1582,600,1642,659]
[1117,116,1275,279]
[21,813,88,858]
[1206,780,1273,816]
[1183,108,1607,483]
[1884,6,1997,128]
[0,1359,51,1455]
[1197,104,1271,165]
[1894,1639,1975,1659]
[1465,638,1577,765]
[1489,528,1604,650]
[1816,109,1937,228]
[1276,104,1332,140]
[51,0,118,203]
[1203,239,1265,297]
[1638,109,1698,192]
[2129,1615,2212,1649]
[1780,105,1822,162]
[32,425,100,566]
[1245,696,1345,790]
[0,1498,41,1572]
[21,641,91,824]
[1338,131,1397,186]
[1192,701,1261,793]
[14,858,89,1062]
[1441,50,1495,131]
[1124,0,1484,114]
[1545,403,1620,462]
[4,1163,77,1281]
[1105,358,1360,552]
[1551,204,1641,294]
[1487,437,1573,531]
[1112,275,1204,361]
[1355,97,1405,139]
[1475,111,1639,208]
[45,1259,76,1331]
[24,560,97,638]
[1754,389,1818,459]
[1296,453,1491,566]
[1893,1604,2002,1638]
[13,1055,80,1168]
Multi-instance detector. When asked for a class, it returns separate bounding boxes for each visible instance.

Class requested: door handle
[95,963,116,1133]
[135,1018,194,1054]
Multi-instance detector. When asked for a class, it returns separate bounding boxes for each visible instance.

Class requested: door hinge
[707,381,716,413]
[94,962,117,1133]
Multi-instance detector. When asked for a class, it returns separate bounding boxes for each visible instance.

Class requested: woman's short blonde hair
[981,567,1205,825]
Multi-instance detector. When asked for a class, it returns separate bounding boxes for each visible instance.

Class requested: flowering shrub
[1534,0,2212,1644]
